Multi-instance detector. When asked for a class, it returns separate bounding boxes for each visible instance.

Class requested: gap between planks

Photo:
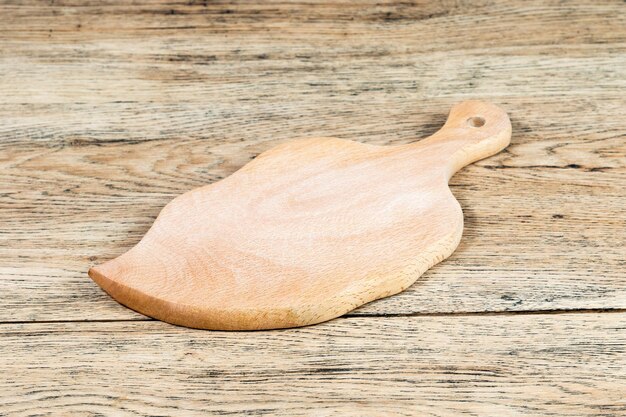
[2,308,625,326]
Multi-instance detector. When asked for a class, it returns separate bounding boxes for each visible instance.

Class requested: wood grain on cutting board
[89,101,511,330]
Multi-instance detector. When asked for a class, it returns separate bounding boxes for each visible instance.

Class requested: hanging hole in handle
[467,116,485,128]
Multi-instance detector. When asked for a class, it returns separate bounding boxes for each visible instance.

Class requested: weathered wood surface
[1,0,624,323]
[2,313,625,416]
[0,0,625,414]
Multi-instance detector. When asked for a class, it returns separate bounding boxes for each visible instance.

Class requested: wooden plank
[1,313,624,416]
[0,0,624,322]
[1,1,624,49]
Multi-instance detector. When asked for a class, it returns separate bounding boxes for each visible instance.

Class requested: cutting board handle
[408,100,512,179]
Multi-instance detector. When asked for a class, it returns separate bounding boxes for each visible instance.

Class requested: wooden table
[1,1,624,415]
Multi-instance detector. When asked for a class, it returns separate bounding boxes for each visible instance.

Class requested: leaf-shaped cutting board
[89,101,511,330]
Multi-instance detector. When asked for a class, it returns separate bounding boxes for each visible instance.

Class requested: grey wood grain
[2,313,625,416]
[0,1,624,414]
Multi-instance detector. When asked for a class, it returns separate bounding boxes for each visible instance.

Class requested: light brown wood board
[88,101,512,330]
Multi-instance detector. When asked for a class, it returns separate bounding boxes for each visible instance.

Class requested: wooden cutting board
[89,100,512,330]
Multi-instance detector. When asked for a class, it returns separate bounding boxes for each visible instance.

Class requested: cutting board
[89,100,512,330]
